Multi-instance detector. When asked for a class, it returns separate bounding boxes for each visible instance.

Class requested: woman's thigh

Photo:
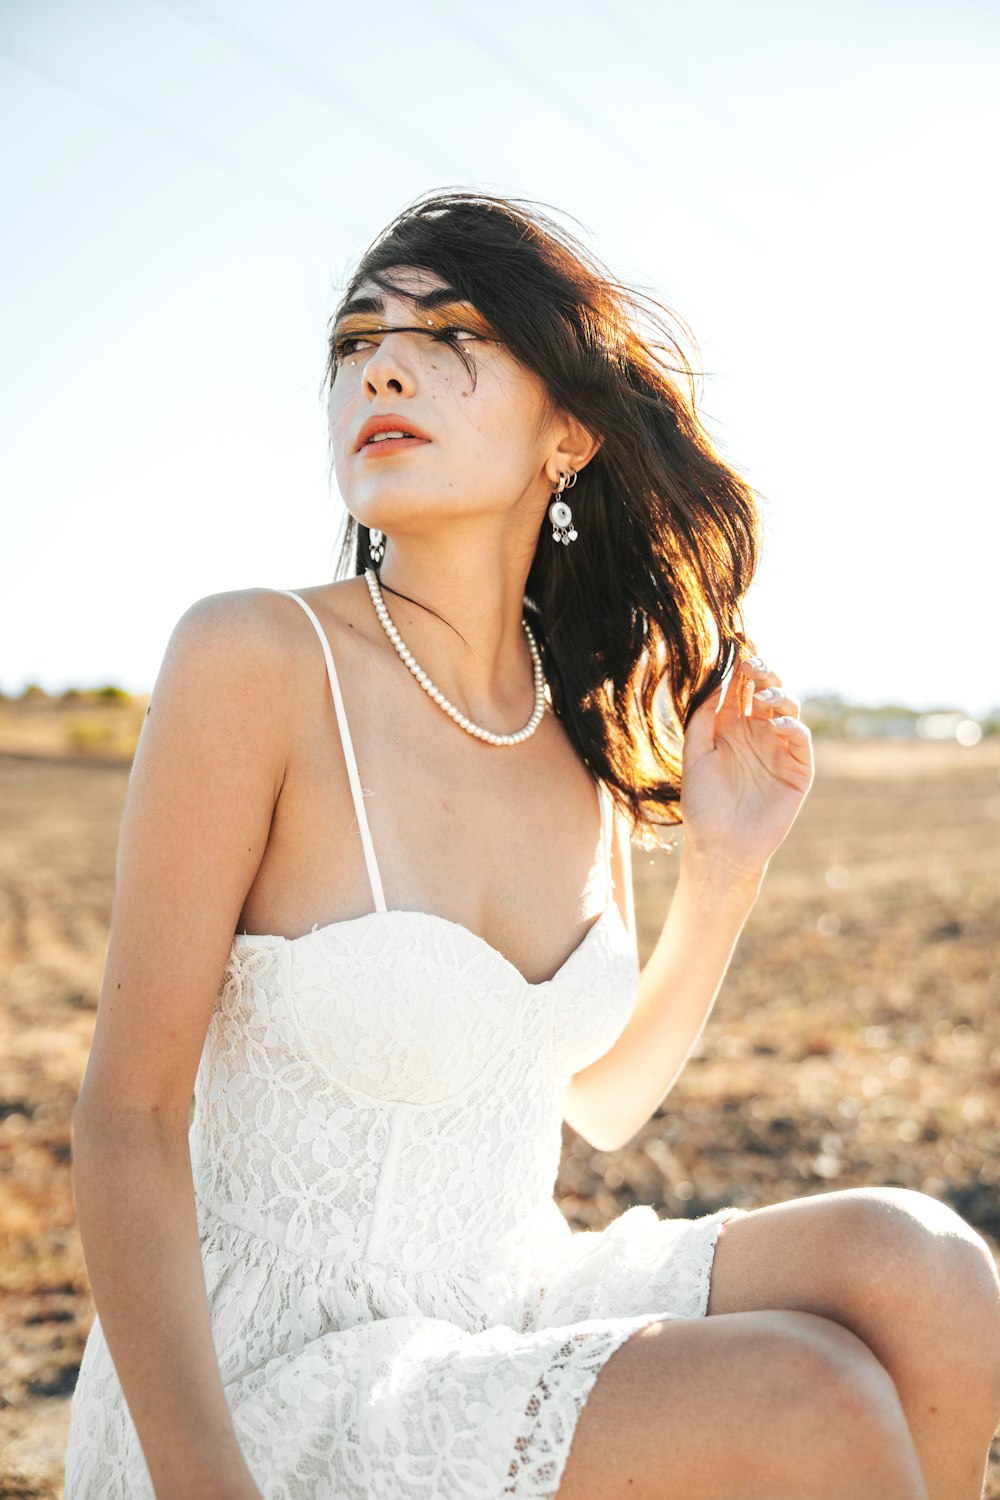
[706,1184,999,1340]
[556,1307,924,1500]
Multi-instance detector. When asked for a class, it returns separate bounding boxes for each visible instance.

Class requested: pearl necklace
[363,568,548,746]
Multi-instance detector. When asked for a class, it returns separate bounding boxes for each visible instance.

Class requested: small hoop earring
[548,469,578,545]
[368,528,385,564]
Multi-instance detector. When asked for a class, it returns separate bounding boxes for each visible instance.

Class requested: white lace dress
[64,589,745,1499]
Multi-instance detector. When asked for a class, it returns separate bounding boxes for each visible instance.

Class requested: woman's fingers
[738,653,808,743]
[750,685,801,720]
[765,714,813,768]
[738,654,783,693]
[735,653,788,722]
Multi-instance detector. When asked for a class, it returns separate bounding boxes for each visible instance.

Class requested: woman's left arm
[563,651,814,1153]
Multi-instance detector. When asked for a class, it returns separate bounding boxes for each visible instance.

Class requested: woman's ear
[554,413,603,474]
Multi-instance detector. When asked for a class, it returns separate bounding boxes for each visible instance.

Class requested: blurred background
[3,0,999,724]
[2,1,998,1494]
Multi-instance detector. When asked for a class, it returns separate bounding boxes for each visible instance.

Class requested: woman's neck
[371,540,536,718]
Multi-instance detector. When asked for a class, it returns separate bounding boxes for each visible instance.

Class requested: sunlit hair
[321,189,762,849]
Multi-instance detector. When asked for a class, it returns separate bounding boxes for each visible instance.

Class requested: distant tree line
[800,694,999,739]
[0,684,133,704]
[2,684,998,739]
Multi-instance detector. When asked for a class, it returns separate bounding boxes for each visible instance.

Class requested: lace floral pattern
[65,909,743,1499]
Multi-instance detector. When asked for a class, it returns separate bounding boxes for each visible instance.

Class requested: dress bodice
[190,903,638,1277]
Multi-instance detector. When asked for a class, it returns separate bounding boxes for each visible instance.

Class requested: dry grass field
[1,733,998,1496]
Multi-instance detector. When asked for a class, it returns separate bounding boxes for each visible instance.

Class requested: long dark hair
[321,189,762,849]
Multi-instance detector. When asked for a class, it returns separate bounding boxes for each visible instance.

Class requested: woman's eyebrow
[334,286,468,328]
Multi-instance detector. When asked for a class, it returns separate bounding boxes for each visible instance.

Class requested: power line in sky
[0,26,367,235]
[153,0,472,188]
[572,0,803,212]
[419,0,758,248]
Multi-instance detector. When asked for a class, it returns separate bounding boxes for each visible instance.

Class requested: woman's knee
[560,1310,923,1499]
[750,1310,918,1478]
[833,1188,1000,1398]
[834,1189,997,1312]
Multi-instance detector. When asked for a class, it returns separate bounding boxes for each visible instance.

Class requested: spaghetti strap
[597,780,614,903]
[275,589,387,914]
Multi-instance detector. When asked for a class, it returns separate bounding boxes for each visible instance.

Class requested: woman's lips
[359,437,431,456]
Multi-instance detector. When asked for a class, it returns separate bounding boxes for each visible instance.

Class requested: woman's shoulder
[168,577,370,667]
[143,580,372,768]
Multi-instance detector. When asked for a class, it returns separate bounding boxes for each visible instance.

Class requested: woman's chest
[242,708,611,985]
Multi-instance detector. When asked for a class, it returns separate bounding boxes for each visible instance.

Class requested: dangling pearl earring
[548,470,578,544]
[368,528,385,564]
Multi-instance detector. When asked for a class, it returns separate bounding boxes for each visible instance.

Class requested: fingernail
[754,687,779,701]
[746,654,766,670]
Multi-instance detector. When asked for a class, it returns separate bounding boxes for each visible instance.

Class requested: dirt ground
[1,738,998,1496]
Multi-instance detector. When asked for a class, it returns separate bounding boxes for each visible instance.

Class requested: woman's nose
[364,331,417,395]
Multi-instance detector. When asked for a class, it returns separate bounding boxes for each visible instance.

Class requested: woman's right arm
[71,591,294,1500]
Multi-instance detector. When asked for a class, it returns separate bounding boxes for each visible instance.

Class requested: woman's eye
[333,336,372,361]
[436,326,480,342]
[333,326,481,365]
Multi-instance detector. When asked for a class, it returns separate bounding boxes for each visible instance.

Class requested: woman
[65,190,1000,1499]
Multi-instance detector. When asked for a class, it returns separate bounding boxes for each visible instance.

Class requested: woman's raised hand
[678,646,814,883]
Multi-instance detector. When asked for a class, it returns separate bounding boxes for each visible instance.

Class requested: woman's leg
[707,1186,1000,1499]
[557,1306,927,1498]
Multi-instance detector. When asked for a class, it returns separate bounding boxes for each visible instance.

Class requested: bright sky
[2,0,998,716]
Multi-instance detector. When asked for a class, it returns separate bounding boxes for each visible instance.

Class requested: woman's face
[328,265,564,541]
